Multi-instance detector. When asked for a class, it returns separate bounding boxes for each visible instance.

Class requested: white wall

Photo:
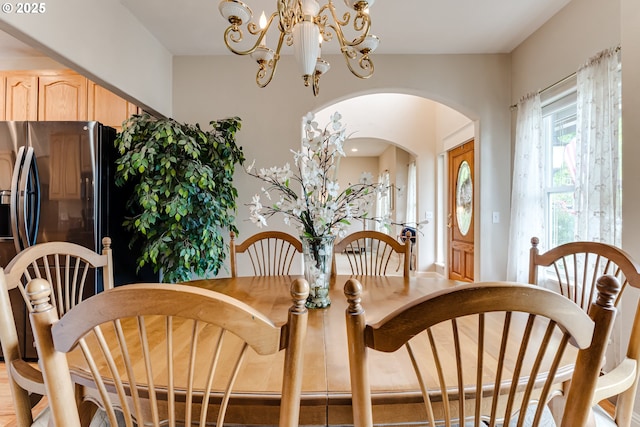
[173,53,511,280]
[0,1,173,116]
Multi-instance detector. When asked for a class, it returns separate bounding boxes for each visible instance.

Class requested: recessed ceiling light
[351,148,358,152]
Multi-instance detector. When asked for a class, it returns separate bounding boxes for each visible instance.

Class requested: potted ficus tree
[114,113,245,283]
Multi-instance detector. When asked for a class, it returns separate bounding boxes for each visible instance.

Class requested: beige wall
[0,56,65,70]
[172,54,511,280]
[511,0,620,104]
[0,0,172,116]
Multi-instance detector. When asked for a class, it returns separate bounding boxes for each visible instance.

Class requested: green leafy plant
[114,113,245,283]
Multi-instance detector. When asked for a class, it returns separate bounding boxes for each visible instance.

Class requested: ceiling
[0,0,571,57]
[343,137,391,158]
[123,0,571,55]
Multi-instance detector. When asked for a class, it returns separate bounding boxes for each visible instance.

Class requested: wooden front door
[448,140,474,282]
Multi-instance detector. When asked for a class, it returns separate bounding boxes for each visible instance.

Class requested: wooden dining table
[171,274,579,426]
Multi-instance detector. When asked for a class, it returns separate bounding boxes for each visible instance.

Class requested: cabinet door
[38,73,87,121]
[88,83,138,131]
[49,135,81,200]
[5,73,38,121]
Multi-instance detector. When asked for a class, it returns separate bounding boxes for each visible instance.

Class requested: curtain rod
[539,72,576,96]
[510,46,621,110]
[509,72,575,110]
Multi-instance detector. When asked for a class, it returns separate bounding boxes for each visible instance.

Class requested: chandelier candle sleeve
[293,0,321,81]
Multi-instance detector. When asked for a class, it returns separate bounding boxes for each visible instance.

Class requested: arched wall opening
[309,93,473,275]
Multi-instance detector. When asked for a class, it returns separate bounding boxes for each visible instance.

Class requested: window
[405,162,417,225]
[542,91,577,247]
[376,170,390,232]
[509,48,621,283]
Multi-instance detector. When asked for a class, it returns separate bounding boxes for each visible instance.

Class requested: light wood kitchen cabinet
[38,73,88,121]
[0,69,139,124]
[48,134,82,200]
[4,73,38,120]
[88,83,139,131]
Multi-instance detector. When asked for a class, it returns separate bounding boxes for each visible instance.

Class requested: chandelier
[219,0,378,96]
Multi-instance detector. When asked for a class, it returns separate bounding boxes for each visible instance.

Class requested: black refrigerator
[0,121,154,358]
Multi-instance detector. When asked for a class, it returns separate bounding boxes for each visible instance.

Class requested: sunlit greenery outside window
[542,92,577,247]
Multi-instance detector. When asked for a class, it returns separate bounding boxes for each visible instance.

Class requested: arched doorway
[312,93,473,277]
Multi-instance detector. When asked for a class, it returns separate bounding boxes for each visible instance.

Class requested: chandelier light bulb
[259,11,267,45]
[259,11,267,29]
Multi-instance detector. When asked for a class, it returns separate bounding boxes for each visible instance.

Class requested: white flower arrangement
[246,111,386,239]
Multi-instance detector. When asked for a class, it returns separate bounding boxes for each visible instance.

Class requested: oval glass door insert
[456,160,472,236]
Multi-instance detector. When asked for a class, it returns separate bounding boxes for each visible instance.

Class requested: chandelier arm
[223,11,279,56]
[247,10,279,36]
[351,11,371,36]
[223,26,247,52]
[277,0,302,33]
[340,48,374,79]
[256,32,286,88]
[322,5,370,49]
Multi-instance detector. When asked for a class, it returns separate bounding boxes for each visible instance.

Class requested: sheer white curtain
[575,48,622,372]
[405,162,417,225]
[506,93,545,282]
[575,47,622,245]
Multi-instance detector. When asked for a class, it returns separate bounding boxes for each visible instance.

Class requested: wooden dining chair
[344,276,620,427]
[529,237,640,310]
[0,237,113,427]
[229,230,303,277]
[529,236,640,426]
[333,230,411,277]
[26,277,309,427]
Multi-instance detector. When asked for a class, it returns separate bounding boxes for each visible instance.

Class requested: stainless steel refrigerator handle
[17,147,40,248]
[10,146,26,252]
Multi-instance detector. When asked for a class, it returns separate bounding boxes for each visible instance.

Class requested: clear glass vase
[301,235,335,308]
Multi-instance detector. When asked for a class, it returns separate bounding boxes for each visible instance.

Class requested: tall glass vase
[301,235,335,309]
